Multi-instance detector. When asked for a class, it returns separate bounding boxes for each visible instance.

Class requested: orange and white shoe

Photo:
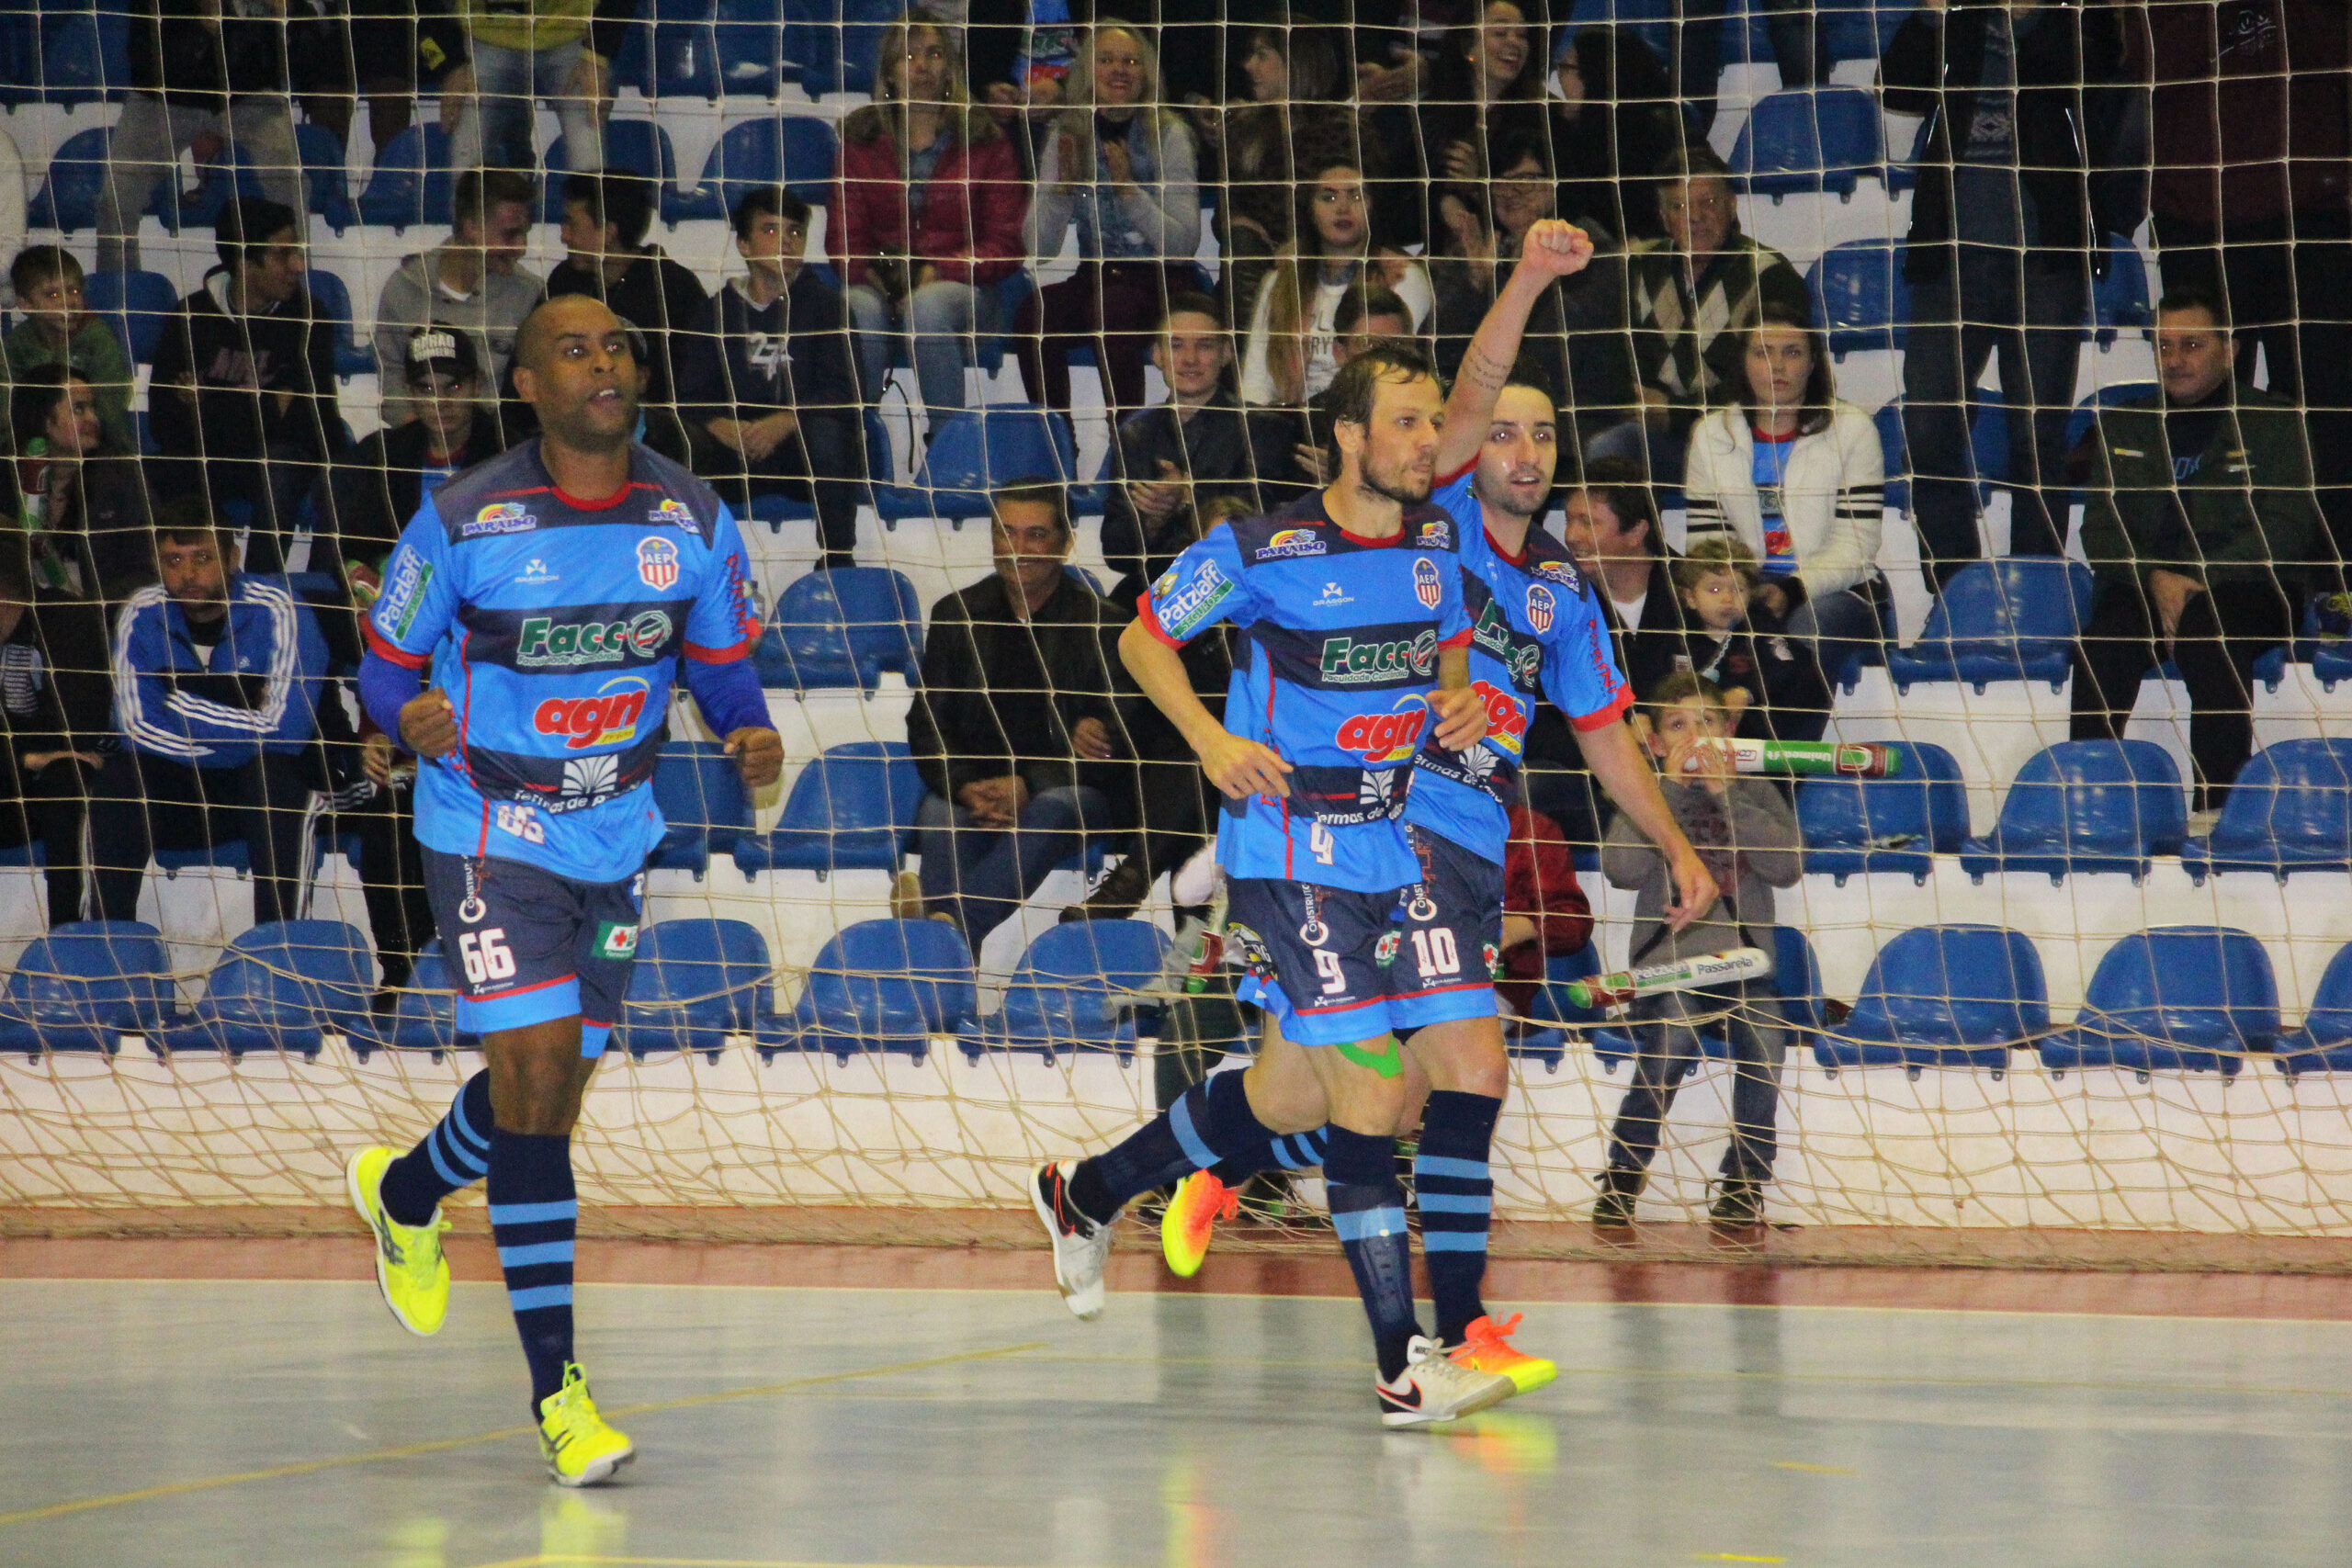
[1160,1170,1238,1279]
[1446,1313,1556,1397]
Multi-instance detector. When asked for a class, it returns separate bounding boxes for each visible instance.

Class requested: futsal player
[1161,220,1720,1393]
[344,295,783,1485]
[1033,341,1510,1427]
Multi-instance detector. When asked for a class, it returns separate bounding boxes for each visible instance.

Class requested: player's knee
[1238,1058,1327,1135]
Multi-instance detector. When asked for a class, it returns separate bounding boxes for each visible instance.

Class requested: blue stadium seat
[1589,927,1817,1072]
[356,125,457,231]
[1795,740,1968,884]
[2091,235,2153,347]
[295,121,356,234]
[33,5,130,104]
[542,120,682,221]
[1958,740,2187,883]
[85,269,178,366]
[744,409,891,531]
[0,921,174,1057]
[668,115,840,220]
[1872,400,1908,513]
[650,740,755,877]
[1872,391,2007,515]
[1751,0,1911,65]
[640,0,721,100]
[876,406,1080,527]
[1885,558,2095,693]
[616,919,774,1060]
[1729,86,1884,200]
[1816,924,2046,1077]
[764,918,976,1063]
[345,941,477,1062]
[959,919,1172,1060]
[751,565,922,692]
[2276,942,2352,1077]
[780,0,899,95]
[30,127,112,231]
[153,921,374,1057]
[2183,739,2352,882]
[1507,946,1608,1074]
[733,740,924,877]
[713,0,801,94]
[1807,239,1908,358]
[303,268,376,379]
[0,12,43,107]
[2040,927,2277,1078]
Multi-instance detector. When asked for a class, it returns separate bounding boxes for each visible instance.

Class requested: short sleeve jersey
[365,439,762,884]
[1407,468,1633,864]
[1141,491,1471,893]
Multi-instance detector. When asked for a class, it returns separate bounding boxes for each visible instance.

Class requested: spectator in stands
[1278,284,1420,493]
[2069,287,2328,814]
[1018,22,1203,417]
[549,173,708,457]
[838,13,1027,423]
[1670,0,1831,136]
[1102,292,1293,599]
[1594,670,1801,1232]
[346,726,435,998]
[1548,24,1681,243]
[1238,163,1432,408]
[88,507,329,929]
[1186,24,1356,323]
[322,329,506,592]
[1624,538,1832,743]
[373,169,544,402]
[1881,0,2144,582]
[151,198,345,572]
[436,0,635,175]
[0,542,105,929]
[10,367,157,604]
[5,248,136,456]
[1597,147,1807,485]
[1420,0,1551,217]
[2143,0,2352,553]
[1682,304,1888,683]
[1494,801,1593,1019]
[680,188,865,571]
[100,0,304,276]
[899,482,1134,948]
[304,0,465,156]
[1429,136,1640,456]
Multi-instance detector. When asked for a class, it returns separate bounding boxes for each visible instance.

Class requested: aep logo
[1335,695,1430,763]
[534,677,650,750]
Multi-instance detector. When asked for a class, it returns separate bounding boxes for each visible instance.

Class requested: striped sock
[1323,1125,1421,1382]
[1076,1071,1277,1223]
[1417,1090,1501,1345]
[1207,1125,1329,1187]
[379,1071,493,1227]
[488,1129,577,1409]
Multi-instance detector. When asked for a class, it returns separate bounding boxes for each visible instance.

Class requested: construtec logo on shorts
[595,922,639,959]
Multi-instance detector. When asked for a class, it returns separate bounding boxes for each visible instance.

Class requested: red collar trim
[1487,526,1531,568]
[554,479,637,511]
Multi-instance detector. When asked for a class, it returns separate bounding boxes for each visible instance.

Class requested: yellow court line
[0,1341,1044,1530]
[1693,1556,1788,1563]
[1770,1461,1855,1474]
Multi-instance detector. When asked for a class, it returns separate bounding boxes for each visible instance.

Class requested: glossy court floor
[7,1240,2352,1568]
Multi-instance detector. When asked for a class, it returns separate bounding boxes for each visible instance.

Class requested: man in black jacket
[677,186,866,570]
[98,0,302,276]
[322,327,507,592]
[548,173,708,459]
[151,198,346,571]
[0,544,108,928]
[900,483,1136,949]
[1881,0,2147,584]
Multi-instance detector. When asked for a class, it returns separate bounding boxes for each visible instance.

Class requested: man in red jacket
[1495,803,1594,1018]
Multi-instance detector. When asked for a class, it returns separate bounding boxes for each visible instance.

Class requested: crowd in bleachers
[0,0,2345,1066]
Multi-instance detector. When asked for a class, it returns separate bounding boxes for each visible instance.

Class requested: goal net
[4,1,2352,1271]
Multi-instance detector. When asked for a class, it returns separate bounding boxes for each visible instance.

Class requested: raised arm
[1433,220,1594,475]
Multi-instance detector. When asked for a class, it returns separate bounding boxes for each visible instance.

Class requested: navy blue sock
[1324,1125,1421,1382]
[379,1071,493,1227]
[488,1129,577,1409]
[1207,1125,1329,1187]
[1077,1071,1278,1223]
[1416,1090,1501,1345]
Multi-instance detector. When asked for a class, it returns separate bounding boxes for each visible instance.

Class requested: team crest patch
[650,498,696,528]
[637,536,682,590]
[1526,583,1556,634]
[1413,556,1442,610]
[595,921,640,959]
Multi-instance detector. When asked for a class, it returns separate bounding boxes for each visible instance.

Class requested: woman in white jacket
[1682,304,1888,682]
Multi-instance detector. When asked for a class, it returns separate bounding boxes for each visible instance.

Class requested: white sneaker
[1376,1335,1515,1427]
[1030,1161,1112,1320]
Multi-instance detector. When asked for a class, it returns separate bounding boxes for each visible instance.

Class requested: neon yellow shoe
[346,1145,450,1337]
[1447,1314,1557,1397]
[1160,1169,1238,1279]
[538,1363,636,1487]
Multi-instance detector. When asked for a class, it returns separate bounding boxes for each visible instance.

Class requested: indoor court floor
[6,1239,2352,1568]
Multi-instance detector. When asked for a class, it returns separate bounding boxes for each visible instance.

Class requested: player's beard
[1358,449,1434,507]
[545,389,639,457]
[1474,464,1554,521]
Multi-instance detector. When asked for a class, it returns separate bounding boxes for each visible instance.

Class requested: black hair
[153,495,227,558]
[564,173,655,250]
[1738,301,1836,438]
[453,168,536,231]
[993,479,1073,543]
[218,197,300,272]
[1326,340,1441,430]
[1499,351,1557,408]
[1160,289,1227,331]
[8,363,87,453]
[732,185,810,243]
[8,243,81,302]
[1653,143,1733,186]
[1573,454,1661,558]
[1334,286,1413,337]
[2156,283,2232,331]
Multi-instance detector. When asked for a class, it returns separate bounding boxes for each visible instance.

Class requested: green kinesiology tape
[1336,1035,1406,1077]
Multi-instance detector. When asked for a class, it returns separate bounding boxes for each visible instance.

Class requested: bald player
[345,295,782,1485]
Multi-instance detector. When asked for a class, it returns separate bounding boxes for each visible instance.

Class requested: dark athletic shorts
[1386,822,1504,1030]
[1226,876,1406,1047]
[421,847,642,1056]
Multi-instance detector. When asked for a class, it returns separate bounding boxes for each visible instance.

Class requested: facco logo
[1317,630,1437,685]
[516,611,673,668]
[1335,696,1429,763]
[534,678,650,750]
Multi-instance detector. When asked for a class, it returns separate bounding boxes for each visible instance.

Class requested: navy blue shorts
[421,847,642,1056]
[1226,877,1406,1047]
[1387,823,1503,1030]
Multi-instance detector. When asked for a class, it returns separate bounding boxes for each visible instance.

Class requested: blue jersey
[1142,491,1470,893]
[1407,468,1632,864]
[364,440,762,883]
